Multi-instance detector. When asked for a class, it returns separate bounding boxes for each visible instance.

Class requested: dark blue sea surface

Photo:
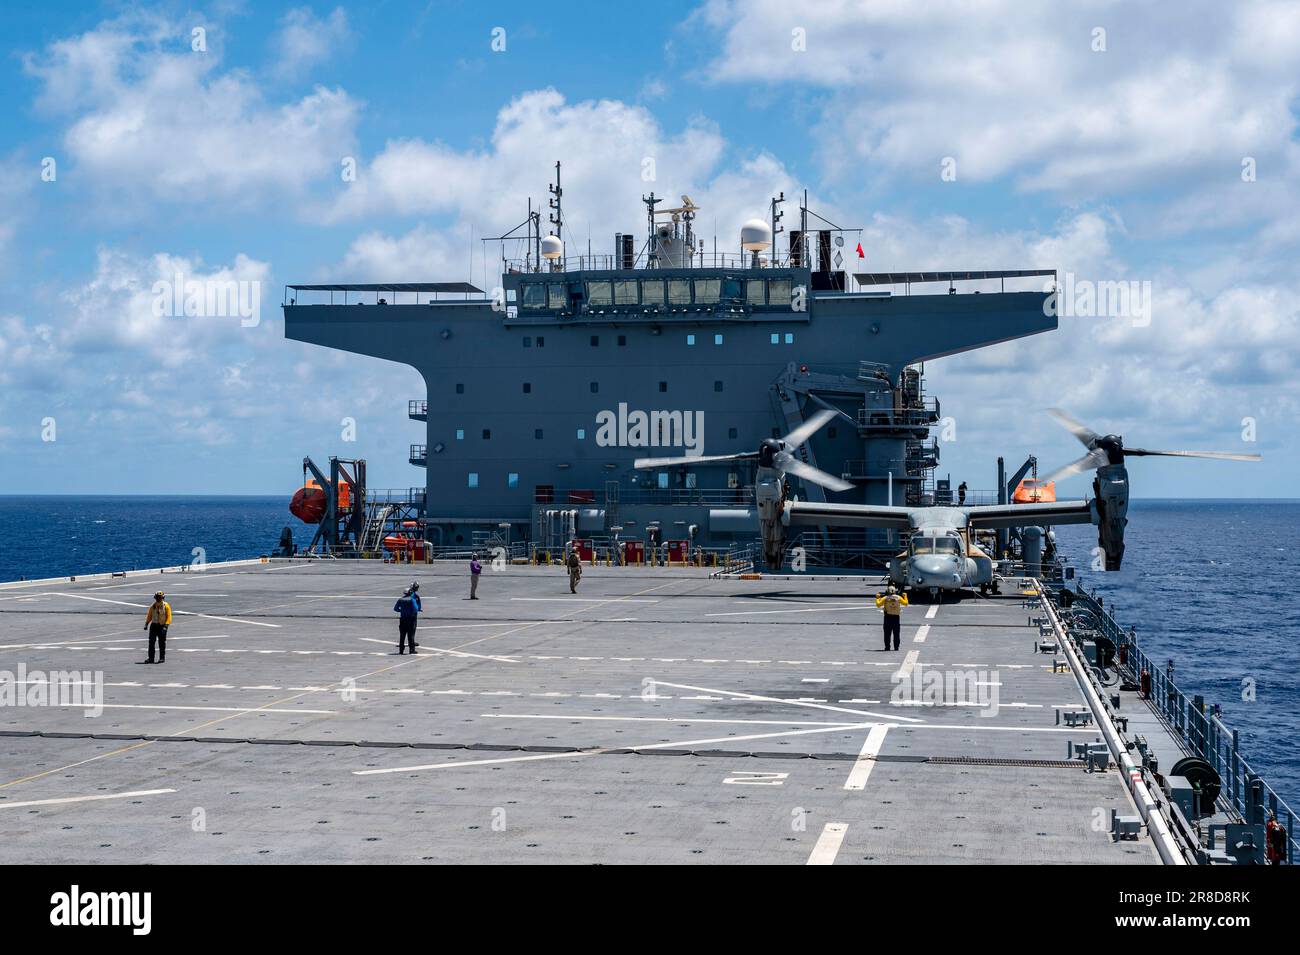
[1054,500,1300,815]
[0,495,1296,813]
[0,496,289,583]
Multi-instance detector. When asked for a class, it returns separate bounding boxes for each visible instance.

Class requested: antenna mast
[547,161,563,241]
[770,192,785,267]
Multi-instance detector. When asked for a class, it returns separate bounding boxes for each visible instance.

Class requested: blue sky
[1,0,1297,497]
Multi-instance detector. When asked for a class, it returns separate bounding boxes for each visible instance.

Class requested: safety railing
[408,400,427,418]
[1062,585,1297,863]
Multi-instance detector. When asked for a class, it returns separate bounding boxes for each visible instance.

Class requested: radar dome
[540,234,564,260]
[740,218,773,251]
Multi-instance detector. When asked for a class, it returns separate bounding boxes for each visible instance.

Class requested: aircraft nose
[911,555,962,587]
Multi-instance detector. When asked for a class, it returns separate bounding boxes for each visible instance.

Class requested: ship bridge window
[522,283,547,309]
[746,280,767,305]
[769,278,793,307]
[721,277,743,301]
[911,537,962,556]
[642,279,665,305]
[548,284,567,309]
[587,281,612,306]
[694,278,721,304]
[614,279,638,305]
[668,279,691,305]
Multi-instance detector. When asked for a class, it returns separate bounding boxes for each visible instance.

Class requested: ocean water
[0,495,290,583]
[1,495,1296,811]
[1054,500,1300,814]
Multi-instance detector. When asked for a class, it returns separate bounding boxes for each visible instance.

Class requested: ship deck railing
[1061,584,1298,863]
[504,251,811,273]
[536,487,757,507]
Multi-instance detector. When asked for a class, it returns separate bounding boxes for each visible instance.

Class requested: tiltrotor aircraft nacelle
[1093,463,1129,571]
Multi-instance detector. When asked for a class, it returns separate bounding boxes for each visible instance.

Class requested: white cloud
[695,0,1300,202]
[273,7,351,80]
[325,89,729,234]
[24,13,360,208]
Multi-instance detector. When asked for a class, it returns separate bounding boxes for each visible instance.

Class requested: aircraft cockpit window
[912,537,962,555]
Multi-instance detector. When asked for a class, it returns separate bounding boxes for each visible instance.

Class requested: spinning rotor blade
[776,452,854,492]
[1125,448,1261,462]
[1047,408,1100,448]
[633,451,758,469]
[781,408,839,451]
[1041,448,1109,483]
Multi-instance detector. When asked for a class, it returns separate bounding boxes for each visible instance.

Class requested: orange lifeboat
[289,480,352,524]
[1013,479,1056,503]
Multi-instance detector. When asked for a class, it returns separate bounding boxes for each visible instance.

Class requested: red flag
[855,242,865,258]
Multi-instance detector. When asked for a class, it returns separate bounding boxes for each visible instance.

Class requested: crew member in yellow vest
[874,584,908,651]
[142,591,172,664]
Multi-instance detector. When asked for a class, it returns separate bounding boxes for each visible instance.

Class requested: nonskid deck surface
[0,562,1157,864]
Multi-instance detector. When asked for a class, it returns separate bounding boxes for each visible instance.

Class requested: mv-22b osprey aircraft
[636,408,1259,595]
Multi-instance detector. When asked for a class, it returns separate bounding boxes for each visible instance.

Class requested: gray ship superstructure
[283,180,1056,559]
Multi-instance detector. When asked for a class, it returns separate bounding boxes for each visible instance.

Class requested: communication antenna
[642,192,662,265]
[770,192,785,267]
[547,161,563,241]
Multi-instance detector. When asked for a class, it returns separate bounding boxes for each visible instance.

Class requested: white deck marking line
[54,703,335,714]
[51,593,281,628]
[705,604,862,617]
[69,593,231,597]
[801,678,829,683]
[925,605,939,620]
[806,823,849,865]
[654,680,923,724]
[0,633,232,651]
[896,650,920,679]
[0,788,177,810]
[509,597,659,603]
[913,625,930,644]
[844,724,891,791]
[481,713,863,727]
[352,721,877,776]
[358,637,518,663]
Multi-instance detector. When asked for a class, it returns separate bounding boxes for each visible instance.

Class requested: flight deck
[0,560,1162,864]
